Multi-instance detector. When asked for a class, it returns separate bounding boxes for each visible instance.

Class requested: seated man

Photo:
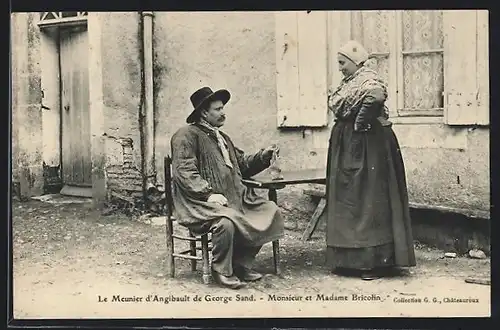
[170,86,285,289]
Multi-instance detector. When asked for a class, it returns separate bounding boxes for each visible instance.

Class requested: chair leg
[165,217,175,278]
[272,240,280,275]
[201,234,211,285]
[189,231,197,271]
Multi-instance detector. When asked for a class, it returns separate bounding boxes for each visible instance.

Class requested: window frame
[394,10,445,118]
[331,10,446,123]
[38,12,88,29]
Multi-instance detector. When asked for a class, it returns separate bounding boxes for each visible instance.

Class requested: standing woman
[326,40,416,280]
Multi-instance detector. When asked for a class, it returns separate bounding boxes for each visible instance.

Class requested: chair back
[164,155,174,218]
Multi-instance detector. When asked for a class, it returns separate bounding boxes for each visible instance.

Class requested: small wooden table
[243,168,327,243]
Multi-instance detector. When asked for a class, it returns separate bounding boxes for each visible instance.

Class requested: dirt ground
[12,198,491,319]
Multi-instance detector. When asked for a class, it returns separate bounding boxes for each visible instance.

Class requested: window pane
[403,54,444,109]
[350,10,391,84]
[403,10,443,50]
[402,10,444,109]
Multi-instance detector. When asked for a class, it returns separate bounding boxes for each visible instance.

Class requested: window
[38,12,88,29]
[398,11,444,117]
[350,10,444,117]
[348,10,397,117]
[275,10,489,127]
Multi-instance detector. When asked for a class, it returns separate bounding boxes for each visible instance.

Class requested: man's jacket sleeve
[234,146,271,179]
[171,130,213,201]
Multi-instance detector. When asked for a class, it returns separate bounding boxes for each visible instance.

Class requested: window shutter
[476,10,489,125]
[443,10,480,125]
[275,11,328,127]
[297,11,328,127]
[275,12,300,127]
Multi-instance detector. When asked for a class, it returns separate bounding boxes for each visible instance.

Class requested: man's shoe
[211,269,246,289]
[234,266,263,282]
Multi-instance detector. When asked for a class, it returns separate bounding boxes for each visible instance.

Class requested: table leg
[268,188,280,275]
[268,189,277,203]
[272,240,280,275]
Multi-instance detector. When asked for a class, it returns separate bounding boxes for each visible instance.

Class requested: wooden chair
[164,155,281,285]
[164,155,212,284]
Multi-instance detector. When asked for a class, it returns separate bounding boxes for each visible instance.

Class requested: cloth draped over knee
[170,123,284,247]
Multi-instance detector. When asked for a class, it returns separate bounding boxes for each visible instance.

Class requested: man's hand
[262,144,279,162]
[207,194,228,206]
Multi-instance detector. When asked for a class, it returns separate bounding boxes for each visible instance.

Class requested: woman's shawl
[328,66,389,120]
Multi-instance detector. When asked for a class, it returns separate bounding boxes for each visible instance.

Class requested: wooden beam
[397,109,444,117]
[303,186,490,219]
[37,16,88,28]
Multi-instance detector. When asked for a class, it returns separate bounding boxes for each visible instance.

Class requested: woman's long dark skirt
[325,119,416,270]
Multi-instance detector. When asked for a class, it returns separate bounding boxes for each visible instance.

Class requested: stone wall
[11,12,490,222]
[104,136,144,205]
[148,11,489,222]
[393,125,490,214]
[11,13,44,198]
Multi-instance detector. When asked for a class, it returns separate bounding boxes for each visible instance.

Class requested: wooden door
[59,26,92,187]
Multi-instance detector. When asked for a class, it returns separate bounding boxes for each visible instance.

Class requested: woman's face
[338,54,359,77]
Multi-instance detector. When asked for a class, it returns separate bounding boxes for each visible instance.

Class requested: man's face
[201,100,226,127]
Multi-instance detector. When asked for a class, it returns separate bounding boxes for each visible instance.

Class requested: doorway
[59,25,92,197]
